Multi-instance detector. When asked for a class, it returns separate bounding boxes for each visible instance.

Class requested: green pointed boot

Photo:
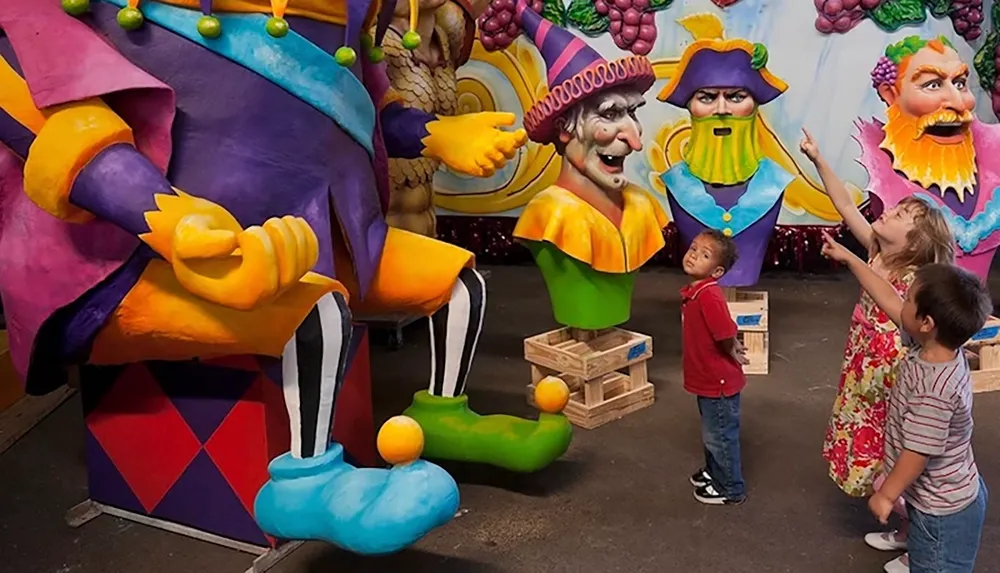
[401,378,573,473]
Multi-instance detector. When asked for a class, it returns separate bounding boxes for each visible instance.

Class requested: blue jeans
[697,394,745,500]
[907,476,989,573]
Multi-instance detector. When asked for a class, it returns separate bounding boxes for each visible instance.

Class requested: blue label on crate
[971,325,999,342]
[736,314,762,327]
[628,342,647,360]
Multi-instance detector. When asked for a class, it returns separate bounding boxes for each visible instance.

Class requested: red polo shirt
[680,279,746,397]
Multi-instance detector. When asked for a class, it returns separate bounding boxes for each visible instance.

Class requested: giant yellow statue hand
[422,112,528,178]
[140,190,331,311]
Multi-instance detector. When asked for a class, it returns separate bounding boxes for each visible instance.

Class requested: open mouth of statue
[713,127,732,136]
[924,123,966,138]
[599,154,626,173]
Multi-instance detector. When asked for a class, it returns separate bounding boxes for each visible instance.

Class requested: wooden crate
[723,289,769,375]
[964,316,1000,394]
[524,327,654,429]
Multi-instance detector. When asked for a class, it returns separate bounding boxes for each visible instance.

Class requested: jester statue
[384,0,481,236]
[658,39,796,287]
[858,35,1000,281]
[0,0,571,555]
[489,1,668,330]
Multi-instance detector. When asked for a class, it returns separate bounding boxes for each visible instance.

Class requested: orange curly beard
[879,103,977,201]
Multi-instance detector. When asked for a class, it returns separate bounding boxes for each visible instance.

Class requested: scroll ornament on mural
[814,0,983,42]
[973,2,1000,120]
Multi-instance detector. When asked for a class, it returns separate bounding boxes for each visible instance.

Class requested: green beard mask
[683,113,762,185]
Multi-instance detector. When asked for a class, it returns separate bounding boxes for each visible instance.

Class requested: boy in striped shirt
[823,234,991,573]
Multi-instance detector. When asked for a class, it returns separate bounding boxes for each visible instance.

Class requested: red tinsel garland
[436,207,873,274]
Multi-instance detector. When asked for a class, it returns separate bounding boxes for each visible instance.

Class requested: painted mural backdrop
[431,0,996,226]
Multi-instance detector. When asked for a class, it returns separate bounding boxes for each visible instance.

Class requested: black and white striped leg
[281,292,353,459]
[428,267,486,398]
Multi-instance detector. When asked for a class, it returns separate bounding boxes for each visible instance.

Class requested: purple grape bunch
[992,42,1000,108]
[870,55,898,90]
[814,0,880,34]
[595,0,657,56]
[478,0,543,52]
[948,0,984,42]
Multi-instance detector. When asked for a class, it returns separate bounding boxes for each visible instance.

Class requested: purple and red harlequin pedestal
[76,326,374,551]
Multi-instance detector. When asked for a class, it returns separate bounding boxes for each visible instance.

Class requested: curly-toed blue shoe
[253,443,459,555]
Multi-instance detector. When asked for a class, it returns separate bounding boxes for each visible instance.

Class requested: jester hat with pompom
[514,0,656,145]
[657,39,787,108]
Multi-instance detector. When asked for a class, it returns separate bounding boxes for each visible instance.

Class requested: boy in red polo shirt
[680,229,749,505]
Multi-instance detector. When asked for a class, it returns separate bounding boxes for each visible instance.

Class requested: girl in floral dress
[800,131,954,550]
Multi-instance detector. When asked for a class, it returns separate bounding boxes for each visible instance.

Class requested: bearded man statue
[498,1,668,331]
[859,35,1000,280]
[657,40,795,287]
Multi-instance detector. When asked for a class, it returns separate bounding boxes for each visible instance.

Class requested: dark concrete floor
[2,265,999,573]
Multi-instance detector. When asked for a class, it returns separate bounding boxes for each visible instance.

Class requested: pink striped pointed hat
[516,0,656,145]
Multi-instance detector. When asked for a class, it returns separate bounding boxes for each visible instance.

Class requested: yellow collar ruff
[513,185,669,274]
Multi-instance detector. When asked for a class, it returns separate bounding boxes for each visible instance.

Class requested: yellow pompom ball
[377,415,425,465]
[534,376,570,414]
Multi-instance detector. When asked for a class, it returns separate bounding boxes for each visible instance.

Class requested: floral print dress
[822,262,915,497]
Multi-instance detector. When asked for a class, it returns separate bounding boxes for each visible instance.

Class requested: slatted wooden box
[524,327,654,429]
[963,316,1000,394]
[723,289,769,375]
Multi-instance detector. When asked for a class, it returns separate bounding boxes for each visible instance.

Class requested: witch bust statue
[491,1,668,330]
[658,39,795,287]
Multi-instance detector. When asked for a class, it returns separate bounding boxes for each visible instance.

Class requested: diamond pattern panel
[81,328,373,547]
[204,376,273,517]
[154,451,269,546]
[85,429,145,514]
[80,364,126,417]
[86,363,202,512]
[150,360,256,443]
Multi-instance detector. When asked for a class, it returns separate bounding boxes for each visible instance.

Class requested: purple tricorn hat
[516,0,656,145]
[657,39,788,108]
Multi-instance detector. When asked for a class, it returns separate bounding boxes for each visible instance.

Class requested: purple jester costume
[657,39,795,287]
[0,0,570,554]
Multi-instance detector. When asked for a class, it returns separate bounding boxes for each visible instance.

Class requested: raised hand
[422,112,529,178]
[799,127,820,162]
[820,230,854,264]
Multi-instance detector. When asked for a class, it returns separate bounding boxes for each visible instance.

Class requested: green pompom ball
[750,42,768,70]
[61,0,91,17]
[368,46,385,64]
[116,7,144,31]
[401,30,421,50]
[265,16,289,37]
[361,33,375,52]
[335,46,357,67]
[197,15,222,39]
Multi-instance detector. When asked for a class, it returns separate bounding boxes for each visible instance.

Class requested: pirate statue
[493,1,668,330]
[0,0,571,555]
[658,39,795,287]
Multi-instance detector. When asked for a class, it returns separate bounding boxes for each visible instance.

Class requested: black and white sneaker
[693,483,745,506]
[689,468,713,488]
